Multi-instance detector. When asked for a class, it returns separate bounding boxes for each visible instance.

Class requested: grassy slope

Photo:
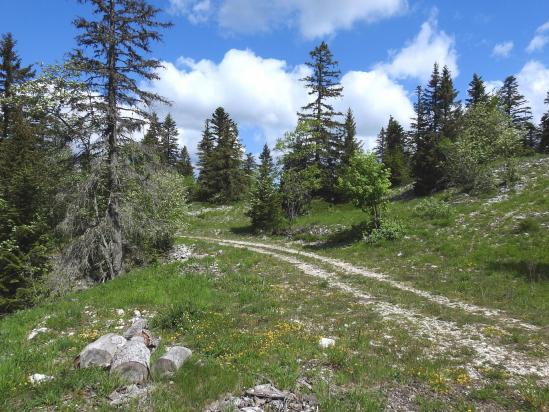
[0,155,548,411]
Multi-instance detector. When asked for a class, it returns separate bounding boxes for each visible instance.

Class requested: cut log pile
[75,317,191,384]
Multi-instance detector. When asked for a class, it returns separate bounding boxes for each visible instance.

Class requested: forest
[1,0,548,410]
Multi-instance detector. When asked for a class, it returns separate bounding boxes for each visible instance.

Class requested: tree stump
[77,333,126,368]
[110,340,150,383]
[123,318,149,339]
[152,346,192,377]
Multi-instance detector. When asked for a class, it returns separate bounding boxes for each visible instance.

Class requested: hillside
[1,155,548,411]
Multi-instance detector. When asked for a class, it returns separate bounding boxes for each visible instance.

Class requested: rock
[319,337,335,348]
[152,346,192,378]
[124,318,148,339]
[108,384,151,407]
[115,308,125,316]
[27,327,49,341]
[77,333,126,368]
[245,384,287,399]
[28,373,53,384]
[111,340,150,383]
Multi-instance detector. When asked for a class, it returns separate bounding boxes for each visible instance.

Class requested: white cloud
[377,16,458,82]
[146,48,415,155]
[492,41,513,58]
[516,60,549,123]
[526,20,549,53]
[484,80,503,95]
[169,0,212,23]
[169,0,407,38]
[338,70,414,148]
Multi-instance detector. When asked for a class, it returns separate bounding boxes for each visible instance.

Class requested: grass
[1,155,548,410]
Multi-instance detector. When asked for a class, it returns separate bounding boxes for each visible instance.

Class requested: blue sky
[1,0,549,157]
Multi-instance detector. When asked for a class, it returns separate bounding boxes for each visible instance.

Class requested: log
[123,318,149,339]
[78,333,126,368]
[152,346,192,377]
[110,340,150,383]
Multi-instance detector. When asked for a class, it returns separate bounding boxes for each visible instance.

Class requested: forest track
[186,236,549,384]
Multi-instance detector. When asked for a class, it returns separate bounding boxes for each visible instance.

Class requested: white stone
[319,337,335,348]
[29,373,53,384]
[27,327,49,341]
[116,308,125,316]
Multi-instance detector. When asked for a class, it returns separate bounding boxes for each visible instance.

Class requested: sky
[1,0,549,159]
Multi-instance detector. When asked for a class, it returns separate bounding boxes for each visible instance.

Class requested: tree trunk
[152,346,192,377]
[105,0,123,279]
[110,340,150,383]
[77,333,126,368]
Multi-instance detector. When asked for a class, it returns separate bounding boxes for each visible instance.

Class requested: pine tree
[161,113,179,166]
[439,65,460,141]
[246,144,283,233]
[540,92,549,153]
[374,127,386,161]
[176,145,193,176]
[196,119,215,200]
[466,73,488,107]
[298,41,344,198]
[382,116,410,186]
[0,33,34,140]
[498,75,533,127]
[244,152,256,176]
[67,0,171,280]
[424,62,442,134]
[142,112,162,151]
[342,108,360,166]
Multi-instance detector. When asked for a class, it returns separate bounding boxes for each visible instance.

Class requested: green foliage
[338,152,391,228]
[177,145,194,177]
[152,300,207,331]
[381,116,410,186]
[364,219,405,244]
[413,198,452,219]
[445,100,523,193]
[517,217,540,234]
[161,113,179,166]
[246,144,284,233]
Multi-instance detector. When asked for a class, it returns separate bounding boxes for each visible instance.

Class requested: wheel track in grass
[186,236,549,384]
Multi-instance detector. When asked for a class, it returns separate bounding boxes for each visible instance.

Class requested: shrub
[413,198,452,219]
[364,220,405,244]
[517,217,540,233]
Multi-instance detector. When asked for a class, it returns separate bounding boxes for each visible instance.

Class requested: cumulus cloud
[169,0,407,38]
[377,16,458,81]
[516,60,549,122]
[526,20,549,53]
[146,48,416,154]
[492,41,513,58]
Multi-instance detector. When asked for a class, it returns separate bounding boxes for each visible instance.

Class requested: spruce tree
[498,75,533,127]
[382,116,409,186]
[67,0,170,280]
[196,119,215,200]
[374,127,386,161]
[298,41,343,198]
[246,144,283,233]
[161,113,179,166]
[0,33,34,140]
[342,108,360,166]
[143,112,162,151]
[177,145,193,176]
[466,73,488,107]
[439,65,460,141]
[540,92,549,153]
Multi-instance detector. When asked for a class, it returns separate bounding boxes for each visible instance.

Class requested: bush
[517,217,540,233]
[413,198,452,219]
[151,300,206,331]
[364,220,405,244]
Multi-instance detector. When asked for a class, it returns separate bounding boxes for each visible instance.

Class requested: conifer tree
[244,152,256,177]
[176,145,193,176]
[161,113,179,166]
[342,108,360,166]
[382,116,409,186]
[466,73,488,107]
[142,112,161,151]
[498,75,533,127]
[540,92,549,153]
[246,144,283,233]
[439,65,460,141]
[298,41,343,198]
[374,127,386,161]
[0,33,34,140]
[196,119,215,200]
[66,0,171,280]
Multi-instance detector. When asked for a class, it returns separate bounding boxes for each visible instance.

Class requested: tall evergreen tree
[439,65,460,141]
[176,145,193,177]
[0,33,34,140]
[67,0,170,280]
[196,119,215,200]
[374,127,386,161]
[161,113,179,166]
[498,75,533,127]
[246,144,283,233]
[382,116,409,186]
[298,41,343,198]
[466,73,488,107]
[342,108,360,165]
[540,92,549,153]
[142,112,162,151]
